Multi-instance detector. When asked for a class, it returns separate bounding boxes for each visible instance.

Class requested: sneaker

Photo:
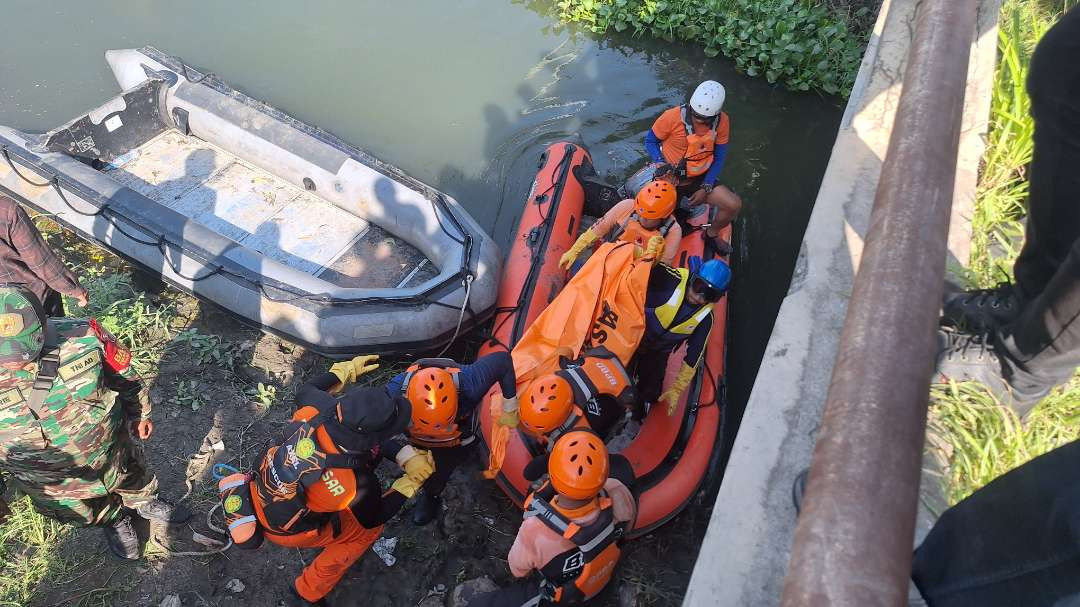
[934,328,1049,415]
[135,498,191,524]
[103,511,142,560]
[941,283,1020,333]
[411,489,441,527]
[285,585,329,607]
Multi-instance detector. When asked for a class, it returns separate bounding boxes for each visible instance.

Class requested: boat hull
[0,47,500,356]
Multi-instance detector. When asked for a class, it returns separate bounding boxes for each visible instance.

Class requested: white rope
[150,502,234,557]
[436,274,473,357]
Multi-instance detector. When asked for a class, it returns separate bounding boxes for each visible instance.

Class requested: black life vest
[524,481,623,604]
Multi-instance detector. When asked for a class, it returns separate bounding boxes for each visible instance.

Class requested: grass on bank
[555,0,871,96]
[928,0,1080,506]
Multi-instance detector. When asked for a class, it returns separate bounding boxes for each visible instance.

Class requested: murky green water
[0,0,842,446]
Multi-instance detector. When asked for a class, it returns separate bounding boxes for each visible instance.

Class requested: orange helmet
[521,375,575,437]
[634,180,677,220]
[549,431,609,500]
[407,368,459,439]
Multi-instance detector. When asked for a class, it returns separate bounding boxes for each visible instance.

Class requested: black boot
[411,489,441,526]
[103,510,142,560]
[285,585,329,607]
[941,283,1020,333]
[934,329,1051,417]
[135,498,191,524]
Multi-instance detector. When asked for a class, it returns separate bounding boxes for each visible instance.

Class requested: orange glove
[483,396,510,479]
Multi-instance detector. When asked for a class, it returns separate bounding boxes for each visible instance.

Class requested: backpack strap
[24,322,60,440]
[659,215,675,236]
[608,212,636,243]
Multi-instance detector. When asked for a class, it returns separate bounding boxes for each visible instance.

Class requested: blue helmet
[691,259,731,301]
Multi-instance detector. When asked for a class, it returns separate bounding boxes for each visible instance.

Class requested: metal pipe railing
[779,0,978,604]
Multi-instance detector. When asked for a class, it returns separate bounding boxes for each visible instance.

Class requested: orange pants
[265,510,383,601]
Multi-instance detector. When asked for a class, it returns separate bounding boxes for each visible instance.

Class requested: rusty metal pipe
[779,0,978,605]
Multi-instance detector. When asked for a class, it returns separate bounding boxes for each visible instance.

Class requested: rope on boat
[2,147,51,187]
[171,54,214,84]
[437,273,473,357]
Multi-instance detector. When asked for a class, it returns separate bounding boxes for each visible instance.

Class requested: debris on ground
[159,595,182,607]
[417,583,449,607]
[373,536,399,566]
[225,578,246,593]
[452,577,498,607]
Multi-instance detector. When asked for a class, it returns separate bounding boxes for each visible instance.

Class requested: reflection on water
[0,0,842,441]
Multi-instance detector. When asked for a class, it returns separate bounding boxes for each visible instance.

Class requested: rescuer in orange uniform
[247,357,437,607]
[645,80,742,250]
[559,180,683,270]
[518,348,636,445]
[465,431,637,606]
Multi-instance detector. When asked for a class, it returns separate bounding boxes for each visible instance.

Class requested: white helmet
[689,80,726,117]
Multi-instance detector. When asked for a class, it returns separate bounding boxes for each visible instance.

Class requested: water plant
[555,0,870,96]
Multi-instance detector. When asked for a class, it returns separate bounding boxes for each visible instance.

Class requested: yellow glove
[491,395,520,429]
[329,354,380,388]
[660,363,696,416]
[498,409,520,428]
[638,234,666,261]
[391,475,421,498]
[558,229,599,270]
[395,446,435,484]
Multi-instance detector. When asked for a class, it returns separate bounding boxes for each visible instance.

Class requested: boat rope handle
[2,147,51,187]
[436,273,473,357]
[49,176,106,216]
[170,54,214,84]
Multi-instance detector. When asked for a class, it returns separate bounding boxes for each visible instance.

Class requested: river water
[0,0,842,453]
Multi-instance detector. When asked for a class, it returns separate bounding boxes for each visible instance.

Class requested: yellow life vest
[653,267,713,336]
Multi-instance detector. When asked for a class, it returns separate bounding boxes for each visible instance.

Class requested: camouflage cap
[0,287,45,365]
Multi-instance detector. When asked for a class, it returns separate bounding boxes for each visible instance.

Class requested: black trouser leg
[911,439,1080,607]
[634,349,671,405]
[998,234,1080,412]
[993,7,1080,409]
[422,442,474,499]
[1011,6,1080,303]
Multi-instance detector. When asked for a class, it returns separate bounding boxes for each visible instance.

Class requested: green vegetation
[929,382,1079,505]
[555,0,871,96]
[929,0,1079,505]
[0,497,71,606]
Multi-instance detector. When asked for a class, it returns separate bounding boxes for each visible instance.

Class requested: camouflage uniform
[0,317,158,526]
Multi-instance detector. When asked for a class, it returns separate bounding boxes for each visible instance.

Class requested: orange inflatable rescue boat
[477,142,730,537]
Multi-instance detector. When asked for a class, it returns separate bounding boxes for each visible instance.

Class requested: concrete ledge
[682,1,1000,605]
